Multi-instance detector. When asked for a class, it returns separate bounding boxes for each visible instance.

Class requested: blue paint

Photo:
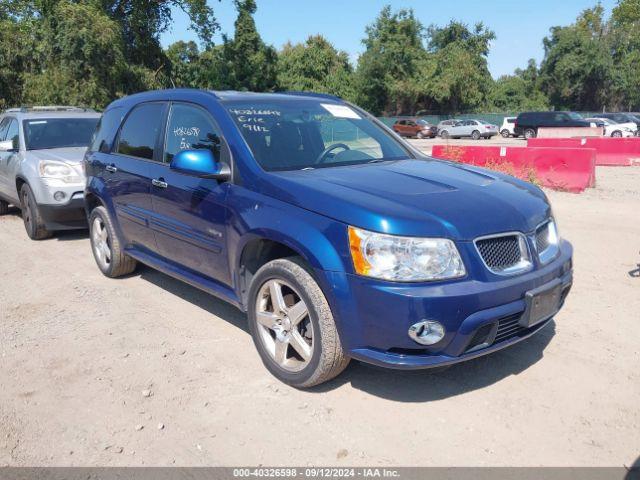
[85,89,573,370]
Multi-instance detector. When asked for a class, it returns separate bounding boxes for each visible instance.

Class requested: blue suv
[84,89,573,387]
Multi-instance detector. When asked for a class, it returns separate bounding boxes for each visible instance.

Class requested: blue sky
[161,0,618,79]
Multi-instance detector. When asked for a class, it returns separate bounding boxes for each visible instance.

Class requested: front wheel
[500,129,510,138]
[417,132,425,139]
[524,128,536,139]
[248,257,350,388]
[20,184,52,240]
[611,130,622,138]
[440,130,450,139]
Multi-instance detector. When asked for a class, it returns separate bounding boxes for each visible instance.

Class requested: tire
[524,128,536,139]
[0,199,9,215]
[611,130,622,138]
[471,130,481,140]
[89,205,137,278]
[248,257,350,388]
[500,129,510,138]
[440,130,450,139]
[417,132,425,139]
[20,184,52,240]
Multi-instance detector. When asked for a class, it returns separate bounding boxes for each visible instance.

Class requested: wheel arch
[234,228,345,310]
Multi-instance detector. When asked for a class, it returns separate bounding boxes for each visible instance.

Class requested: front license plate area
[521,281,563,328]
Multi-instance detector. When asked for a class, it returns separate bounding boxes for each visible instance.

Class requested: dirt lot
[1,147,639,466]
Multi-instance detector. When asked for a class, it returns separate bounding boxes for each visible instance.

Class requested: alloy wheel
[92,217,112,269]
[255,279,314,372]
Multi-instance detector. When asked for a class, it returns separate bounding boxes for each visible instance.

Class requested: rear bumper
[320,240,573,370]
[39,196,87,230]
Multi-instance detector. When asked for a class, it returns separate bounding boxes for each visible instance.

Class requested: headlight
[39,160,82,184]
[348,226,466,282]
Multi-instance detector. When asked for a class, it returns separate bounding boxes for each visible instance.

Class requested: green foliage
[218,0,277,91]
[4,1,640,114]
[277,35,355,100]
[538,6,614,111]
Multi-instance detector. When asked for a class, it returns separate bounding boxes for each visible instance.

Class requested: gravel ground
[1,152,639,467]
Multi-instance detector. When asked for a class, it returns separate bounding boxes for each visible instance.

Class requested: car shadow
[137,265,249,333]
[133,264,556,401]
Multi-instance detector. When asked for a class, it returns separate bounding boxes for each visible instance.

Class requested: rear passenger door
[108,102,167,252]
[148,102,231,285]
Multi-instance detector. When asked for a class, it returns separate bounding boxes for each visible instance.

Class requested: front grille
[475,234,529,274]
[494,313,526,343]
[535,223,550,253]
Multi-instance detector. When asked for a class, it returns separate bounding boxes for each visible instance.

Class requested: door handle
[105,164,117,173]
[151,178,168,189]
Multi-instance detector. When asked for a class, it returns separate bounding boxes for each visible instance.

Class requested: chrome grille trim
[474,231,533,275]
[535,219,560,265]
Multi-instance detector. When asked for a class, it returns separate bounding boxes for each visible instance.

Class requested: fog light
[408,320,445,345]
[54,191,66,201]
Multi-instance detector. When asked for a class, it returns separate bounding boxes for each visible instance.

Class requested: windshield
[223,99,412,171]
[417,119,429,126]
[23,118,99,150]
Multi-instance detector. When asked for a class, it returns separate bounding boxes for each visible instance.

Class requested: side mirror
[0,140,15,152]
[170,149,230,181]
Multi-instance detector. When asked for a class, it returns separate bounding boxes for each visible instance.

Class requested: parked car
[585,118,636,138]
[591,113,640,135]
[500,117,518,138]
[436,119,460,134]
[439,119,499,140]
[84,89,573,388]
[0,106,101,239]
[392,118,437,138]
[514,111,602,139]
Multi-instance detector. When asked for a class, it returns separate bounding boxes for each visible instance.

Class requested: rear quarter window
[91,107,123,153]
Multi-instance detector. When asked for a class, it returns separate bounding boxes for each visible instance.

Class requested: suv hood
[265,159,551,241]
[27,147,88,165]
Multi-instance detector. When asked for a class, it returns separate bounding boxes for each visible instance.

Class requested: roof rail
[283,91,342,101]
[3,106,95,113]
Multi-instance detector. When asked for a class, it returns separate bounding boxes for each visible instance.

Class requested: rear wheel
[611,130,623,138]
[0,199,9,215]
[20,184,52,240]
[89,206,137,278]
[500,129,510,138]
[471,130,481,140]
[524,128,536,139]
[248,257,350,388]
[417,132,425,139]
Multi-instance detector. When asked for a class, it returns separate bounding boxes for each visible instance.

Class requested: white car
[586,117,636,137]
[500,117,518,138]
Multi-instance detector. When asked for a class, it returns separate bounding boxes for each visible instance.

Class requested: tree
[424,21,496,113]
[485,59,549,111]
[539,6,614,111]
[21,1,132,109]
[277,35,355,100]
[354,6,427,115]
[166,40,202,88]
[220,0,277,91]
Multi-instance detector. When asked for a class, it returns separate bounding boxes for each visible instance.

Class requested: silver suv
[0,107,100,239]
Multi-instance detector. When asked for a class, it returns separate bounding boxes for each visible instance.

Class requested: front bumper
[321,240,573,370]
[39,194,87,230]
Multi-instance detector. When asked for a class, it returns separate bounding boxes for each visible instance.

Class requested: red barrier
[431,145,596,193]
[527,137,640,166]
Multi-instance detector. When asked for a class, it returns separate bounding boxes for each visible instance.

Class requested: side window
[117,103,165,160]
[0,118,10,140]
[5,119,19,149]
[406,121,416,126]
[91,107,124,153]
[507,119,515,124]
[164,103,222,164]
